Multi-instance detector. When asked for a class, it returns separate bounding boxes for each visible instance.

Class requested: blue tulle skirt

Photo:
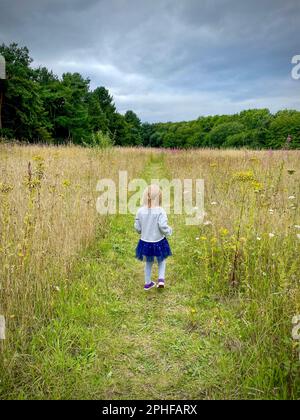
[136,238,172,263]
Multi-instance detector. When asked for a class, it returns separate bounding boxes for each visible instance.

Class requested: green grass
[0,153,299,400]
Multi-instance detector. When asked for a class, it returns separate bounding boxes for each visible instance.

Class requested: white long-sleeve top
[134,206,173,243]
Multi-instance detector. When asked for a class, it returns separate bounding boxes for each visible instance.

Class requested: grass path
[2,153,243,400]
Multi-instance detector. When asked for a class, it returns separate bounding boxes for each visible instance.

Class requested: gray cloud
[0,0,299,122]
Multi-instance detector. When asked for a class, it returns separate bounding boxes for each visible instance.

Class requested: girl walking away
[135,184,173,290]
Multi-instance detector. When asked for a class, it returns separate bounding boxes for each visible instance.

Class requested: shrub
[85,130,114,149]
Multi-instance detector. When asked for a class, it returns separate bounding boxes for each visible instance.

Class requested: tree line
[0,43,143,147]
[0,43,299,149]
[143,109,300,149]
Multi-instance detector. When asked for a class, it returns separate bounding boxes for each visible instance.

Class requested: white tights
[144,259,166,284]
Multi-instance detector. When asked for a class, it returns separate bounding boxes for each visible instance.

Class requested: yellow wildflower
[233,171,256,182]
[62,179,71,188]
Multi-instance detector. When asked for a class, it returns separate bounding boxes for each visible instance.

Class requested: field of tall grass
[165,149,300,397]
[0,143,299,399]
[0,143,149,345]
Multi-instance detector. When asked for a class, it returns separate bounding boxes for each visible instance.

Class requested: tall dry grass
[164,148,300,397]
[0,143,149,344]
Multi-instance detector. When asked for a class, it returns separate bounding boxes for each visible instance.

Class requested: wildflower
[251,181,263,192]
[257,237,262,241]
[203,221,213,226]
[269,233,275,238]
[195,237,200,241]
[294,225,300,229]
[288,196,296,200]
[233,171,256,182]
[191,308,197,314]
[53,286,61,292]
[220,228,229,236]
[62,179,71,188]
[297,234,300,240]
[31,156,45,180]
[201,236,207,241]
[32,155,44,163]
[269,209,274,214]
[211,201,218,206]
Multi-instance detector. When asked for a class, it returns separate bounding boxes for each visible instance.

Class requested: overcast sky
[0,0,299,122]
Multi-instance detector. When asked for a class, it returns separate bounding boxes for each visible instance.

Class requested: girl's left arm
[158,210,173,237]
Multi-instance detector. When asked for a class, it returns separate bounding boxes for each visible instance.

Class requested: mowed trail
[5,154,238,400]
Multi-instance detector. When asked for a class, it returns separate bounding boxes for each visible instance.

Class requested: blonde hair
[142,184,162,208]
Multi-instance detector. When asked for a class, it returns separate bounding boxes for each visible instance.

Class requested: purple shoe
[157,279,165,288]
[144,281,156,291]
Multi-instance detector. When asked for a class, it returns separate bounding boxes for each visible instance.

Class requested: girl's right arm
[134,210,142,234]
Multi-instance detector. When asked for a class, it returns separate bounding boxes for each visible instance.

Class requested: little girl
[134,184,173,290]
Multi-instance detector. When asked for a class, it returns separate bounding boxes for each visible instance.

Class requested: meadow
[0,142,299,399]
